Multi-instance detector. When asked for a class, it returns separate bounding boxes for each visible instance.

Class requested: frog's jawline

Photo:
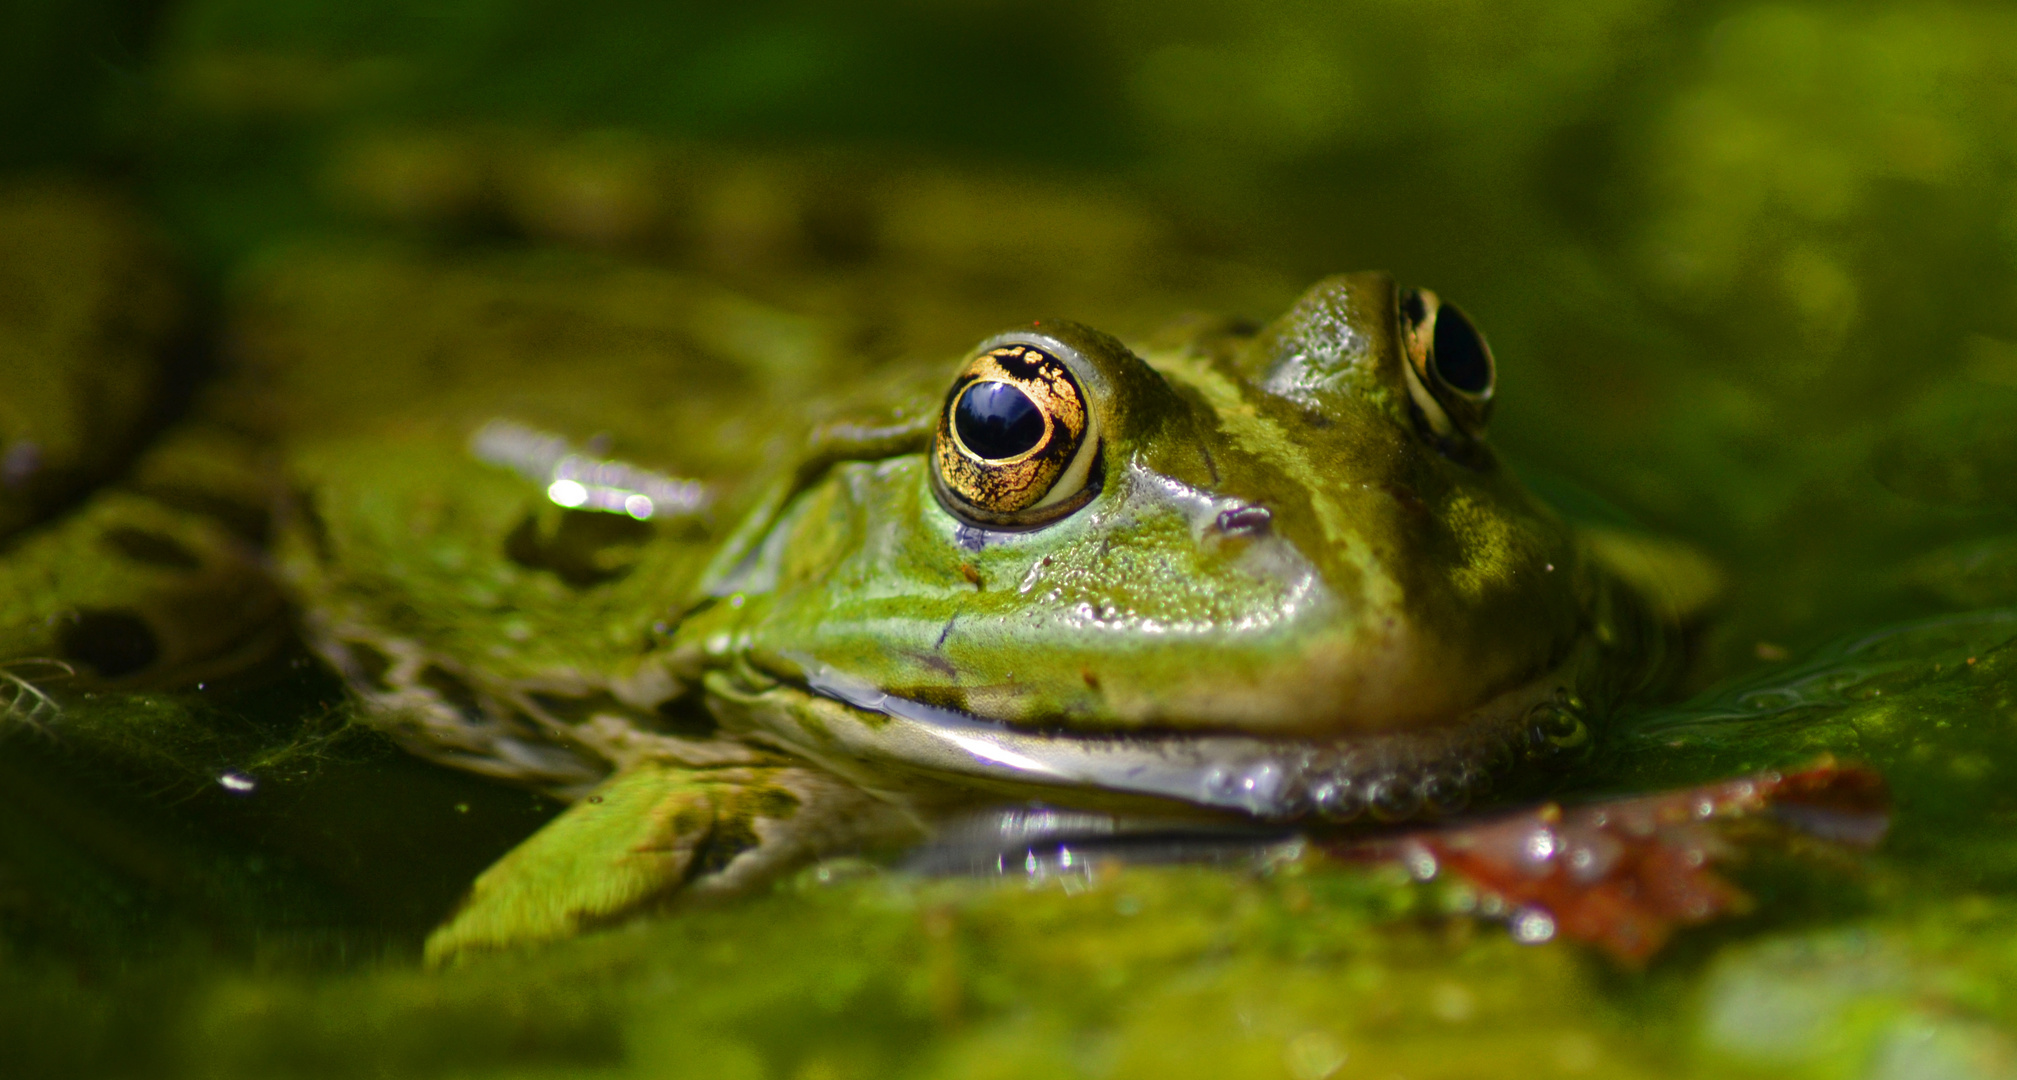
[794,658,1570,823]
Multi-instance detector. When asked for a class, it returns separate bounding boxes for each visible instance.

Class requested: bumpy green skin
[0,183,279,688]
[245,252,1683,955]
[257,246,881,787]
[701,275,1605,738]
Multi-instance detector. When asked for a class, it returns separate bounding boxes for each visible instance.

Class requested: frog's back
[253,245,911,789]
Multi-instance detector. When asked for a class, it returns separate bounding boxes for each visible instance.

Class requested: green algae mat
[10,1,2017,1077]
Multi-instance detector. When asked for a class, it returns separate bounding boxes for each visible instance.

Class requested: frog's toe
[423,760,911,964]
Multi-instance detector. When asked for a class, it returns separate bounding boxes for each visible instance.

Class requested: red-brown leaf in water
[1361,757,1888,964]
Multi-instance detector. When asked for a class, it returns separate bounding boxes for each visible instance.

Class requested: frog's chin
[712,651,1596,824]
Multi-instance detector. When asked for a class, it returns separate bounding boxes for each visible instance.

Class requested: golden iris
[932,342,1098,526]
[1398,288,1495,439]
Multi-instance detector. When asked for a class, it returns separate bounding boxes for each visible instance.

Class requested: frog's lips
[792,659,1557,822]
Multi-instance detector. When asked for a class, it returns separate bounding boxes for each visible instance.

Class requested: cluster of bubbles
[1199,692,1594,824]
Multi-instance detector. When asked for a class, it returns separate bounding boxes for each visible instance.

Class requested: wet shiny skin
[274,270,1679,955]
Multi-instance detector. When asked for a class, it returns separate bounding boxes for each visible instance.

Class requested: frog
[233,242,1711,961]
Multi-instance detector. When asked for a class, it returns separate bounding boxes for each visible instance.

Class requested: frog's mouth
[755,656,1585,824]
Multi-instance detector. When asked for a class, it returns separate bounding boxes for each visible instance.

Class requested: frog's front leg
[424,760,918,963]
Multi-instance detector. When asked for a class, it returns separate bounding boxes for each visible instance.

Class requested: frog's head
[708,273,1610,820]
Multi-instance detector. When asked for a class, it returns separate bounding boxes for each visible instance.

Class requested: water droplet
[1402,842,1439,881]
[1524,827,1559,864]
[547,478,589,507]
[1203,766,1237,798]
[1510,906,1557,944]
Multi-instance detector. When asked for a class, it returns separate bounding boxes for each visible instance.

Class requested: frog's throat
[705,647,1598,824]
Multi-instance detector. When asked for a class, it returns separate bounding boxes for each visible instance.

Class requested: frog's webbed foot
[423,761,917,964]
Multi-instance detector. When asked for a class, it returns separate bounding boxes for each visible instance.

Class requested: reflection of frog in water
[0,182,1717,961]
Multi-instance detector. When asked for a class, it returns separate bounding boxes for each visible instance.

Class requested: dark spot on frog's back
[419,664,487,724]
[691,784,802,876]
[910,650,958,678]
[102,527,203,571]
[505,507,653,587]
[654,698,719,739]
[294,490,335,564]
[59,609,160,679]
[344,639,396,691]
[1379,483,1433,521]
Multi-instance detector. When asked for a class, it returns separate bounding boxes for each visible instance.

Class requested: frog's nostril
[1214,505,1273,535]
[59,608,160,679]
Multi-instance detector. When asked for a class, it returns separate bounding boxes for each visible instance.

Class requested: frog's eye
[1399,287,1494,441]
[931,340,1101,528]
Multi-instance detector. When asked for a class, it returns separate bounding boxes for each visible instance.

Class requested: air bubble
[1311,778,1366,823]
[1525,697,1591,759]
[1421,771,1471,815]
[1368,774,1426,822]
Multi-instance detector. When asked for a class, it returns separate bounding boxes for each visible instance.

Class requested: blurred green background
[10,1,2017,1077]
[18,0,2017,666]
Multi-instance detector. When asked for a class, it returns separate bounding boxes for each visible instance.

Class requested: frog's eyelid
[1402,358,1459,439]
[1028,405,1101,511]
[990,334,1101,513]
[1397,289,1493,442]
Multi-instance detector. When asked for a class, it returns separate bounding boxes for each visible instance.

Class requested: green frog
[232,249,1707,960]
[0,208,1713,957]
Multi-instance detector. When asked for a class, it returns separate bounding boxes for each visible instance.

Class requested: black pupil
[954,381,1046,459]
[1431,306,1492,395]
